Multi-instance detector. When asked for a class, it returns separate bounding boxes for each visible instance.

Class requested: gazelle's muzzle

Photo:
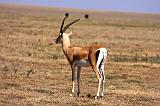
[55,36,62,44]
[55,38,59,44]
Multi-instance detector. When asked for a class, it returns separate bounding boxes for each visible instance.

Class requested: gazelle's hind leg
[89,47,107,99]
[100,63,105,98]
[96,48,107,99]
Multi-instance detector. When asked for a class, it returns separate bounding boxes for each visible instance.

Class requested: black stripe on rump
[96,50,100,63]
[96,50,105,79]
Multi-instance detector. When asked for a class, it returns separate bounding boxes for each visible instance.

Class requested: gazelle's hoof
[100,93,104,99]
[77,93,80,97]
[70,93,73,97]
[94,96,98,100]
[95,96,103,100]
[100,96,103,99]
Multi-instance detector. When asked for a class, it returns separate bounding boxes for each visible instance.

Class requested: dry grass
[0,4,160,106]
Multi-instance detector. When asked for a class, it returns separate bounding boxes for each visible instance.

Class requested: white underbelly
[74,59,91,67]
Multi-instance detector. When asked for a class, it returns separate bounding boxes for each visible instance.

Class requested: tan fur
[56,32,104,72]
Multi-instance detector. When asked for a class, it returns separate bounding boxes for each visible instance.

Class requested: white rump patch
[97,48,107,60]
[96,48,107,78]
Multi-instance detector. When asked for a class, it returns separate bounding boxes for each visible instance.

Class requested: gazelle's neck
[62,33,71,53]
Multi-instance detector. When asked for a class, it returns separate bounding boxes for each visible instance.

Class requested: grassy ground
[0,4,160,106]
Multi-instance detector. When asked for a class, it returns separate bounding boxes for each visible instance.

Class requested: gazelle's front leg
[77,66,81,97]
[70,63,76,96]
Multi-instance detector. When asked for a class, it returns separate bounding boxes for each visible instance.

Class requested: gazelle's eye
[60,32,63,37]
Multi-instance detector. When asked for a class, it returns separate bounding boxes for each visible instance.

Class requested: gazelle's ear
[68,31,72,36]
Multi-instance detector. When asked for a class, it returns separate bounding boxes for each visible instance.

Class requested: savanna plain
[0,4,160,106]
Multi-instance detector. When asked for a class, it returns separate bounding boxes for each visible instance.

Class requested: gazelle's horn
[60,13,69,33]
[62,18,80,32]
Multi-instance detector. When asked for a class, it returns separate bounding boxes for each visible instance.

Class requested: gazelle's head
[55,13,80,44]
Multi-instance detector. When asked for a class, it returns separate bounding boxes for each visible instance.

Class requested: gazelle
[55,14,108,99]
